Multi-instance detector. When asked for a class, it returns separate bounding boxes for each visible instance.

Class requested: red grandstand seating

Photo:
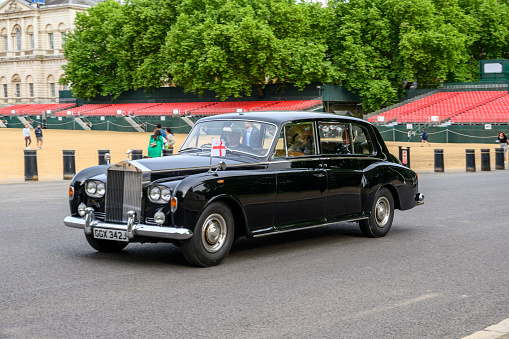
[55,104,111,116]
[0,105,32,115]
[17,104,76,115]
[369,91,507,124]
[450,93,509,124]
[367,92,459,123]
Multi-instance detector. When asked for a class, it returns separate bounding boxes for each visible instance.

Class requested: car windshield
[180,119,278,157]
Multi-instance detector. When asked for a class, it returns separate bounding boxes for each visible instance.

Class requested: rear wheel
[359,187,394,238]
[85,234,129,252]
[181,202,234,267]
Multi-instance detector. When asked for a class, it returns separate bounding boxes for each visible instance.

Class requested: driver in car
[226,127,251,151]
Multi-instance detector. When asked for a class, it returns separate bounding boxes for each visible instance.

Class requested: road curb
[463,319,509,339]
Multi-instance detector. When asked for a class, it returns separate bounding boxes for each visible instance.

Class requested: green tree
[458,0,509,60]
[116,0,181,90]
[328,0,472,112]
[61,1,125,100]
[61,0,181,100]
[165,0,334,99]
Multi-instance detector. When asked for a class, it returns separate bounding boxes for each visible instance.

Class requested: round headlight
[86,181,97,195]
[96,182,106,196]
[161,188,171,202]
[149,186,161,201]
[154,211,165,225]
[78,203,87,217]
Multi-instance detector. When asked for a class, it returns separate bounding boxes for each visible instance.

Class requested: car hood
[131,153,257,172]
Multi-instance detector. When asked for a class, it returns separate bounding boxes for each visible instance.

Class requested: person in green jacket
[147,129,164,158]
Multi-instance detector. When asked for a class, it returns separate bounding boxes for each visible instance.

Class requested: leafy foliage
[165,0,334,99]
[61,0,509,111]
[328,0,473,112]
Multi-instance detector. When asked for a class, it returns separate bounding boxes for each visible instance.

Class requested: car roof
[197,111,368,125]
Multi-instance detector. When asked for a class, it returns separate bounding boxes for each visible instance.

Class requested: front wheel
[181,202,234,267]
[85,234,129,252]
[359,187,394,238]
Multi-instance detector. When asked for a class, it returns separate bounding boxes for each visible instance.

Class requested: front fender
[173,170,276,235]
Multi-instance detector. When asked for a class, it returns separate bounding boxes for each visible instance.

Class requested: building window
[3,37,7,51]
[61,32,67,45]
[15,84,20,97]
[29,34,34,49]
[15,28,21,51]
[3,84,7,98]
[29,83,34,97]
[48,33,54,49]
[50,83,55,97]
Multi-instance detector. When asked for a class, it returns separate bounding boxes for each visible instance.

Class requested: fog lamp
[154,211,165,225]
[78,203,87,217]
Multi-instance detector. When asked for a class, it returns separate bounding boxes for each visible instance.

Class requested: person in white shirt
[23,125,32,149]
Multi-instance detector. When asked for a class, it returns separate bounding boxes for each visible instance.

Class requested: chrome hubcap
[375,197,390,228]
[205,222,221,244]
[201,213,227,253]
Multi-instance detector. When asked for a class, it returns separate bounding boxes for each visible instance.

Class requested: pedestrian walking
[23,124,32,149]
[421,128,430,147]
[496,131,509,166]
[35,124,43,149]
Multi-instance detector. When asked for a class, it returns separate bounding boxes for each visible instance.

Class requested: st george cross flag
[211,139,226,157]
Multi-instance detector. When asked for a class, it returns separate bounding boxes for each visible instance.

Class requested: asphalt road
[0,172,508,338]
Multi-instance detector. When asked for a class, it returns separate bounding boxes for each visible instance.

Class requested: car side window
[351,125,374,155]
[272,122,315,158]
[318,122,352,155]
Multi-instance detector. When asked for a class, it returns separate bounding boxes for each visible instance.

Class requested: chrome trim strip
[64,216,193,240]
[252,217,369,237]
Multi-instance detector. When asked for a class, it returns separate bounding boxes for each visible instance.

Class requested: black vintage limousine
[64,111,423,266]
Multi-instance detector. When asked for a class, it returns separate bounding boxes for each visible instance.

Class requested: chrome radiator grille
[105,169,142,223]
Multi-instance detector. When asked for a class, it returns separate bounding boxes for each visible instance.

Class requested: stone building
[0,0,99,106]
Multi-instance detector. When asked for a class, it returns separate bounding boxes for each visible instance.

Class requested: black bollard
[466,149,476,172]
[495,148,505,170]
[481,148,491,171]
[398,146,411,168]
[24,149,38,181]
[63,149,76,180]
[162,148,173,156]
[131,149,143,160]
[434,149,444,172]
[98,149,110,165]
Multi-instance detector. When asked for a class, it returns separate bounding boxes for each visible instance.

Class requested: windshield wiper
[179,147,204,152]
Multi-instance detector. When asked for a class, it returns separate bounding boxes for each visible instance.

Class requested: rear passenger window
[318,122,374,155]
[273,122,316,158]
[351,125,374,155]
[318,122,352,154]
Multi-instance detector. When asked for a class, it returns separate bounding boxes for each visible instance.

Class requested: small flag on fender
[211,139,227,157]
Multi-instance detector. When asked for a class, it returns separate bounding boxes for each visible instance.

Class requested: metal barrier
[162,148,173,156]
[398,146,411,168]
[495,148,505,170]
[24,149,38,181]
[466,149,476,172]
[63,149,76,180]
[481,149,491,171]
[434,149,444,172]
[98,149,110,165]
[131,149,143,160]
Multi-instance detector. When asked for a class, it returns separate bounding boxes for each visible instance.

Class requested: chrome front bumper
[63,208,193,240]
[415,193,425,206]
